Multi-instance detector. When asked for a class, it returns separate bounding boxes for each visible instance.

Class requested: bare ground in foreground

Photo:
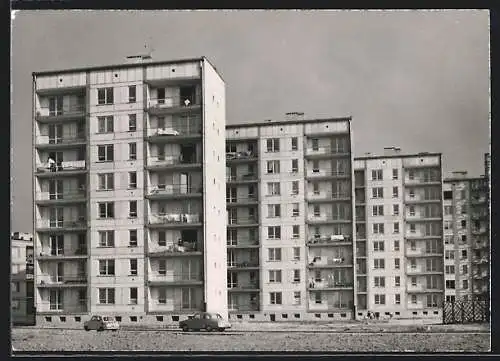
[12,328,490,352]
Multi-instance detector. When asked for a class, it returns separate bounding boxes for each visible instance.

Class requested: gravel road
[12,328,490,352]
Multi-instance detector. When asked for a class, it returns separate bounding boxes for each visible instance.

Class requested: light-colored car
[179,312,231,332]
[84,315,120,332]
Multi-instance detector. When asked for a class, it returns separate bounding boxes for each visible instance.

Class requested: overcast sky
[11,10,490,232]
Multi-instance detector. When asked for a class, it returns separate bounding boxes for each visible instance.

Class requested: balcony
[471,228,488,236]
[473,241,489,250]
[308,301,353,312]
[37,248,87,260]
[35,189,86,206]
[307,279,354,291]
[145,125,203,144]
[305,170,350,181]
[404,178,441,187]
[472,285,489,294]
[227,282,260,292]
[473,270,489,280]
[405,215,442,223]
[226,151,258,163]
[306,192,351,203]
[37,303,88,315]
[229,303,260,312]
[406,267,442,275]
[304,146,350,160]
[148,213,202,229]
[226,174,258,184]
[307,234,352,247]
[146,97,201,116]
[471,212,488,220]
[36,105,85,123]
[355,248,366,258]
[405,233,442,240]
[148,273,203,286]
[404,196,442,204]
[148,242,202,257]
[145,156,201,171]
[36,219,87,232]
[37,274,87,288]
[306,214,351,225]
[308,256,353,269]
[35,134,87,150]
[471,196,488,205]
[226,195,259,207]
[227,216,259,228]
[227,238,260,248]
[227,261,260,270]
[472,256,489,265]
[406,285,443,293]
[146,184,203,200]
[405,248,443,258]
[35,160,87,178]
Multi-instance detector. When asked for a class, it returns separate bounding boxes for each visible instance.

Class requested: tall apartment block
[11,232,35,325]
[443,171,489,303]
[225,115,356,321]
[32,57,227,326]
[353,149,444,319]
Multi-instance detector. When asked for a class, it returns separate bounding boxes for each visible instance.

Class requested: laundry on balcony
[226,151,255,160]
[153,213,201,224]
[309,234,348,244]
[157,128,180,136]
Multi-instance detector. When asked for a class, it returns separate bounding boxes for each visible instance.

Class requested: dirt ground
[11,325,490,352]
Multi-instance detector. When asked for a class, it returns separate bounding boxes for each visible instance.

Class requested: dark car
[179,312,231,332]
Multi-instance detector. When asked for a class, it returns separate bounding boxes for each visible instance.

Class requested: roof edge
[226,116,352,129]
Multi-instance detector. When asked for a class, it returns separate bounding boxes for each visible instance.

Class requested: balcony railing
[305,146,349,156]
[404,196,441,203]
[36,160,87,173]
[36,133,86,146]
[147,124,202,138]
[405,248,443,257]
[37,248,87,257]
[307,234,351,245]
[308,256,352,267]
[147,155,201,168]
[406,266,442,274]
[36,189,86,202]
[149,241,201,255]
[229,304,259,312]
[37,303,88,314]
[227,261,260,269]
[306,192,351,202]
[228,282,260,289]
[148,272,203,284]
[148,184,203,197]
[149,213,202,225]
[147,97,200,111]
[36,105,85,118]
[307,214,351,224]
[308,280,354,289]
[306,170,350,178]
[404,177,441,185]
[226,174,258,182]
[36,219,87,230]
[227,238,259,247]
[227,216,258,226]
[226,195,258,204]
[226,151,258,161]
[308,301,354,311]
[37,274,87,285]
[406,285,443,293]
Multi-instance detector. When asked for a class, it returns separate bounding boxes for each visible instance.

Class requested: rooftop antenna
[126,37,155,62]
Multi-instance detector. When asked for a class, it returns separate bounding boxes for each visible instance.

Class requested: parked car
[84,315,120,331]
[179,312,231,332]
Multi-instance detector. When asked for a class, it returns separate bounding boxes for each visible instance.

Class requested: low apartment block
[225,114,356,321]
[353,149,444,319]
[443,171,489,303]
[32,57,227,326]
[11,232,35,325]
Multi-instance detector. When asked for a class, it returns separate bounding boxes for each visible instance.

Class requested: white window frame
[97,144,114,162]
[269,270,282,283]
[129,142,137,160]
[374,258,385,269]
[129,287,138,305]
[293,247,300,261]
[267,160,280,174]
[292,203,300,217]
[267,204,281,218]
[372,205,384,216]
[374,294,386,305]
[97,87,114,105]
[128,85,137,103]
[373,241,385,252]
[128,114,137,131]
[371,169,383,181]
[98,288,115,304]
[267,226,281,240]
[270,292,282,305]
[372,187,383,198]
[98,202,114,219]
[267,182,280,196]
[99,259,115,276]
[98,173,114,191]
[291,181,299,195]
[292,225,300,238]
[293,291,301,305]
[374,276,385,288]
[129,172,137,189]
[98,230,114,247]
[291,137,298,151]
[129,259,138,276]
[97,116,114,133]
[394,258,400,269]
[266,138,280,152]
[291,159,299,173]
[129,229,138,247]
[268,248,282,261]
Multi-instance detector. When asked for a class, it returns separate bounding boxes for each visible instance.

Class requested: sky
[11,10,490,232]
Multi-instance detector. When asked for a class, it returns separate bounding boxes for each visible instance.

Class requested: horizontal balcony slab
[307,240,352,247]
[305,131,350,138]
[35,169,88,178]
[145,162,202,172]
[406,288,444,293]
[35,140,87,150]
[37,254,87,261]
[308,263,354,269]
[36,309,89,315]
[406,270,443,275]
[227,264,260,271]
[145,132,202,144]
[404,217,442,223]
[306,195,351,203]
[226,177,259,184]
[226,198,259,207]
[306,218,352,225]
[146,192,202,201]
[37,282,87,288]
[147,223,203,230]
[147,279,203,286]
[305,173,351,181]
[35,196,87,206]
[146,104,202,116]
[36,223,87,233]
[304,151,350,160]
[404,198,442,204]
[405,252,443,258]
[148,250,203,258]
[405,235,442,240]
[227,243,260,249]
[36,85,86,96]
[36,112,86,124]
[228,286,260,292]
[144,77,201,87]
[403,181,442,187]
[308,286,354,291]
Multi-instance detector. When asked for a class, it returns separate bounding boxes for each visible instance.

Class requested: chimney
[285,112,305,121]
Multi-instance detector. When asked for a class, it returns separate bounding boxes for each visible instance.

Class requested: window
[291,159,299,173]
[426,294,439,307]
[409,189,415,198]
[268,204,281,218]
[409,224,416,233]
[461,190,466,199]
[445,280,455,289]
[267,182,280,196]
[98,145,114,162]
[129,287,138,305]
[293,291,301,305]
[393,204,399,216]
[312,160,320,172]
[392,187,399,198]
[98,173,114,190]
[460,235,467,244]
[372,205,384,216]
[130,259,138,276]
[461,250,468,259]
[98,288,115,304]
[373,223,384,234]
[268,248,282,261]
[99,260,115,276]
[270,292,282,305]
[444,221,453,230]
[128,114,137,131]
[11,282,20,292]
[291,137,298,151]
[443,190,453,200]
[444,235,454,245]
[267,160,280,174]
[292,203,300,217]
[266,138,280,152]
[408,170,415,180]
[293,247,300,261]
[446,295,456,303]
[461,220,467,229]
[372,187,383,198]
[98,202,115,218]
[128,143,137,160]
[392,169,398,180]
[97,116,114,133]
[312,139,319,150]
[371,169,383,180]
[395,294,401,305]
[411,295,417,304]
[373,241,385,252]
[315,292,322,304]
[291,181,299,195]
[393,222,400,234]
[269,270,282,283]
[462,264,468,275]
[374,276,385,287]
[129,201,137,218]
[409,259,417,270]
[267,226,281,240]
[394,240,400,251]
[462,280,469,289]
[98,231,114,247]
[394,258,400,269]
[158,288,167,304]
[98,87,114,105]
[292,225,300,238]
[374,294,386,305]
[313,182,320,194]
[444,205,453,215]
[445,265,455,274]
[158,260,166,275]
[395,276,401,287]
[129,172,137,189]
[313,205,321,217]
[129,230,138,247]
[158,231,166,247]
[128,85,136,103]
[374,259,385,269]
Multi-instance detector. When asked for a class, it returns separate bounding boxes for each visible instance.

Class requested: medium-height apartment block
[443,171,489,303]
[32,57,227,326]
[11,232,35,325]
[353,149,444,319]
[225,115,356,321]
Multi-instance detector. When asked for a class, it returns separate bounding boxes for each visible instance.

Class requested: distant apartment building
[32,57,227,326]
[11,232,35,325]
[353,149,444,319]
[443,171,489,303]
[225,114,356,321]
